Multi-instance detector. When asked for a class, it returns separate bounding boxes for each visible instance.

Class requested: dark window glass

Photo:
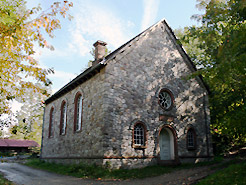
[134,124,145,146]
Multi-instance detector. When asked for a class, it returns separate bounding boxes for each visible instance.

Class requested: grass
[25,156,223,180]
[197,160,246,185]
[26,159,173,179]
[0,173,13,185]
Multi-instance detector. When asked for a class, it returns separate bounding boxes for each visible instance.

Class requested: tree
[9,84,50,145]
[0,113,17,138]
[180,0,246,153]
[0,0,73,114]
[175,27,204,66]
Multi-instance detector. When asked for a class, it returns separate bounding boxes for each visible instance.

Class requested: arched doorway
[159,127,175,160]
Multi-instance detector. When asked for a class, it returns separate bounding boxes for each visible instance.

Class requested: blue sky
[27,0,203,93]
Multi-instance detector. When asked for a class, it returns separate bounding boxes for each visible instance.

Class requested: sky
[27,0,203,94]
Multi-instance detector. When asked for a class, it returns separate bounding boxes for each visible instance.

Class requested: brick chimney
[93,40,107,65]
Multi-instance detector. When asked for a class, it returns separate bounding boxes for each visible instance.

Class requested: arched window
[74,93,83,132]
[60,101,67,135]
[133,122,147,148]
[187,128,196,150]
[158,88,174,110]
[49,107,54,138]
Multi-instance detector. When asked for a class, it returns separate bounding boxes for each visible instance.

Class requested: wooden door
[160,129,171,160]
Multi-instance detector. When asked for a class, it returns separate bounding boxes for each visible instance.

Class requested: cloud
[141,0,160,31]
[68,1,135,56]
[49,70,76,83]
[51,88,60,95]
[27,1,135,60]
[48,70,77,94]
[29,41,71,66]
[68,29,90,56]
[41,47,72,58]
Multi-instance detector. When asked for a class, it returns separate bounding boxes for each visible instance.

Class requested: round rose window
[159,90,173,110]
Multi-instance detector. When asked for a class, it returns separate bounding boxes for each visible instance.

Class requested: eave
[45,63,106,105]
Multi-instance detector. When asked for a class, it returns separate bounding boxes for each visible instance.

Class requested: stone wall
[102,21,213,168]
[41,20,213,169]
[41,69,106,164]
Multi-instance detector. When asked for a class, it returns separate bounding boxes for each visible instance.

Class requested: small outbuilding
[0,139,39,153]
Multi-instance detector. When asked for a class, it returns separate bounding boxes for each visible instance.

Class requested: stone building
[41,19,213,169]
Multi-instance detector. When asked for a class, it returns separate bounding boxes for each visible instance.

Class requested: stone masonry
[41,19,213,169]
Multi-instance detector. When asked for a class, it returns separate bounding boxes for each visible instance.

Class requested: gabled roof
[162,20,210,94]
[45,63,105,104]
[0,139,40,148]
[45,18,209,105]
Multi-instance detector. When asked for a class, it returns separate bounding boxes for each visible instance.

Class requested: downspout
[203,94,210,157]
[40,106,46,159]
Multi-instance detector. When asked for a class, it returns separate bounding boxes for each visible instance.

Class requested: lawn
[197,160,246,185]
[25,157,223,180]
[0,173,13,185]
[25,159,173,179]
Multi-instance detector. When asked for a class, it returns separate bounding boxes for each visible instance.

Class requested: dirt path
[127,165,218,185]
[0,162,220,185]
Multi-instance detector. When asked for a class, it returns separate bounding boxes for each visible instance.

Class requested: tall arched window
[49,107,54,138]
[74,93,83,132]
[60,101,67,135]
[187,128,196,150]
[133,122,147,148]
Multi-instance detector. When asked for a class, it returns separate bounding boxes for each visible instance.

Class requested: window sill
[187,147,196,151]
[132,145,147,149]
[74,130,82,133]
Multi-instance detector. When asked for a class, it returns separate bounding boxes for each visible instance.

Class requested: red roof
[0,139,39,148]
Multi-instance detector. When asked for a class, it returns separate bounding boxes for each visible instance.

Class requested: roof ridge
[44,17,209,104]
[45,19,167,104]
[105,18,167,61]
[3,139,9,147]
[162,20,210,93]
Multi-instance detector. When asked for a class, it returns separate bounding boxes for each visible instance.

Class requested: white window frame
[49,107,54,137]
[134,124,145,146]
[61,102,67,135]
[76,95,83,131]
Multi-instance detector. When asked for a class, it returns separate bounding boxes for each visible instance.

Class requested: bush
[198,161,246,185]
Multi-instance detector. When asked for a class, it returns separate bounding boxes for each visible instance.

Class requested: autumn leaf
[0,0,72,114]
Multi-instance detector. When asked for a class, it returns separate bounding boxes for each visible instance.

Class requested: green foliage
[0,173,13,185]
[179,0,246,153]
[0,151,32,157]
[26,159,172,179]
[8,84,50,144]
[0,0,73,114]
[175,27,205,66]
[0,151,15,157]
[25,158,223,180]
[0,115,16,137]
[197,160,246,185]
[29,147,40,157]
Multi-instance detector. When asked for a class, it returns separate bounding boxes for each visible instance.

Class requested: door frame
[157,124,179,164]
